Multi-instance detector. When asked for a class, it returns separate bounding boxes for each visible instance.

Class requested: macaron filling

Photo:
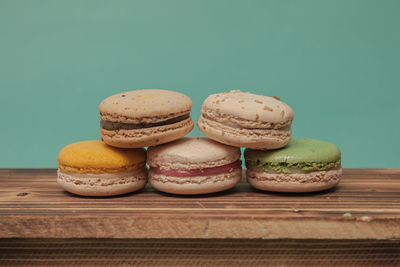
[246,159,341,174]
[150,160,241,177]
[101,114,190,130]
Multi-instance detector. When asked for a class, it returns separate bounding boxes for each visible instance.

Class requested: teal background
[0,0,399,168]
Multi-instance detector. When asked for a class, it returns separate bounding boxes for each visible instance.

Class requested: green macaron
[244,138,342,193]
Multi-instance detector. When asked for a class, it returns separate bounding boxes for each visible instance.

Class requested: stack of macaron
[197,90,342,193]
[57,88,342,196]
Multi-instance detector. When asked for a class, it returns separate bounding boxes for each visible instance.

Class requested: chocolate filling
[101,114,190,130]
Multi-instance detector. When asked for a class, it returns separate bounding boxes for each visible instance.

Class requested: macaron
[100,89,194,148]
[197,90,294,150]
[244,138,342,193]
[147,137,242,195]
[57,140,147,196]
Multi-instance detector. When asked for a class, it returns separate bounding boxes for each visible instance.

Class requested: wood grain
[0,239,399,266]
[0,169,399,239]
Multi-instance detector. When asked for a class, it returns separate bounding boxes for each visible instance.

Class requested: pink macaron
[147,137,242,195]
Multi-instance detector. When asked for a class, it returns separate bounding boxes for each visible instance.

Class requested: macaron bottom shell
[197,116,292,150]
[101,117,194,148]
[57,168,148,197]
[149,168,242,195]
[246,167,342,193]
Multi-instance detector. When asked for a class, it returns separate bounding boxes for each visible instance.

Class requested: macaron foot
[246,168,342,193]
[57,168,148,197]
[150,168,242,195]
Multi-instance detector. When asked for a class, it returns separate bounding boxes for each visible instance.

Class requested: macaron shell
[197,116,292,149]
[202,90,294,124]
[247,168,342,193]
[99,89,192,123]
[57,168,148,196]
[244,138,341,165]
[147,137,241,170]
[58,140,146,174]
[149,168,241,195]
[101,117,194,148]
[201,108,291,130]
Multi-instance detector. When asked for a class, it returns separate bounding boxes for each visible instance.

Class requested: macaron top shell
[245,138,341,164]
[99,89,192,123]
[58,140,146,174]
[147,137,241,170]
[245,138,341,173]
[202,90,294,125]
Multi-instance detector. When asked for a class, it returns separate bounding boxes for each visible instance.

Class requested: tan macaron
[147,137,242,195]
[100,89,194,148]
[197,90,294,150]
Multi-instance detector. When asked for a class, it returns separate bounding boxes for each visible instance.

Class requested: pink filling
[150,160,242,177]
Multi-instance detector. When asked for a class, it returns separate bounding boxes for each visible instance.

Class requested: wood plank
[0,239,399,266]
[0,169,399,239]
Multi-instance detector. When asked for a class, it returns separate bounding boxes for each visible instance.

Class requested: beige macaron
[197,90,294,150]
[100,89,194,148]
[147,137,242,195]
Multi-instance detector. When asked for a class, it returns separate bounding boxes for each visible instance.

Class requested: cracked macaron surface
[100,89,194,148]
[197,90,294,150]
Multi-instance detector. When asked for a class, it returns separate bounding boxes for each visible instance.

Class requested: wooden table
[0,169,399,266]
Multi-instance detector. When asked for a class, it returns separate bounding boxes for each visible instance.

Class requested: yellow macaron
[57,140,147,196]
[58,140,146,174]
